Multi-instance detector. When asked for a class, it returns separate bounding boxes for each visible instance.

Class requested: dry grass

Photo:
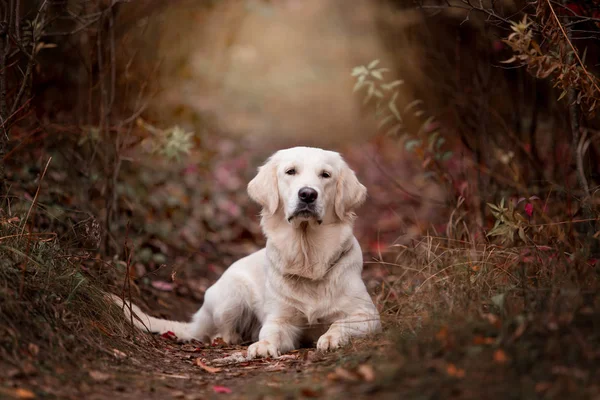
[0,205,145,377]
[359,200,600,398]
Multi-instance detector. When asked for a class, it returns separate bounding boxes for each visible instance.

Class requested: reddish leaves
[212,385,232,394]
[161,331,177,341]
[194,359,222,374]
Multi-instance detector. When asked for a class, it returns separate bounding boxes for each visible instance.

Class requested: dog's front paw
[247,340,280,359]
[316,333,346,352]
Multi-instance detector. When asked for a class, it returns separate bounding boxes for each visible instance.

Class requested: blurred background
[2,0,600,397]
[3,0,600,338]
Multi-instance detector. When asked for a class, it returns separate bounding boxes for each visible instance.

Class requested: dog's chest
[278,275,343,325]
[264,231,356,325]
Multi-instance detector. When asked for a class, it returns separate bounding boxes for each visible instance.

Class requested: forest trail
[1,335,393,400]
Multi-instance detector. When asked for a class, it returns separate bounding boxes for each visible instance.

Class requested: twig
[0,0,12,136]
[8,0,46,116]
[0,232,57,242]
[0,96,31,132]
[576,128,590,195]
[545,0,600,96]
[14,0,19,41]
[552,0,596,251]
[531,217,600,227]
[20,157,52,236]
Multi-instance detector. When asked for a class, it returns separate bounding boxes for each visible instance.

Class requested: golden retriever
[113,147,381,358]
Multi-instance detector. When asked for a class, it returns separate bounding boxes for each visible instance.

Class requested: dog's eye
[320,171,331,179]
[285,168,296,176]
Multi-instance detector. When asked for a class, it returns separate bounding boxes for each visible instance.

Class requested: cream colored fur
[112,147,381,359]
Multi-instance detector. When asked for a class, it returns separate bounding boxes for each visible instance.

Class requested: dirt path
[2,335,392,400]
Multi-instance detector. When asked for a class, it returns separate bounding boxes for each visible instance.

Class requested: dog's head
[247,147,367,225]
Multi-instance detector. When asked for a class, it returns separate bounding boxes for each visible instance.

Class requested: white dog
[113,147,381,358]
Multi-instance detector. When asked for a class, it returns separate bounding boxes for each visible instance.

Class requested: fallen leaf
[212,386,232,394]
[276,354,297,361]
[435,326,448,342]
[330,367,359,382]
[0,388,36,399]
[181,344,204,353]
[6,368,21,378]
[161,331,178,340]
[89,370,111,382]
[511,322,526,341]
[472,335,495,345]
[357,364,376,382]
[265,362,286,372]
[535,382,552,393]
[194,359,222,373]
[552,365,588,379]
[493,349,509,364]
[15,389,35,399]
[211,337,227,347]
[483,313,502,329]
[446,363,466,378]
[27,343,39,357]
[112,348,127,359]
[300,387,322,397]
[151,280,175,291]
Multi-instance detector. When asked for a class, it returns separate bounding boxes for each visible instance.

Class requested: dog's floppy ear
[248,156,279,216]
[334,161,367,221]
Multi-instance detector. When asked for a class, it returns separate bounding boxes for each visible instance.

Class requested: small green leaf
[427,131,440,152]
[518,227,527,242]
[487,203,501,212]
[362,83,375,105]
[441,151,453,161]
[557,90,568,101]
[436,137,446,150]
[404,99,424,114]
[405,139,421,152]
[386,122,404,137]
[352,79,365,93]
[388,92,401,121]
[351,66,369,77]
[491,293,506,309]
[378,114,395,129]
[368,59,380,69]
[381,80,404,91]
[370,70,384,80]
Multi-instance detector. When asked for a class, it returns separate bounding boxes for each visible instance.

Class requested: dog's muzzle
[288,187,321,223]
[288,207,320,223]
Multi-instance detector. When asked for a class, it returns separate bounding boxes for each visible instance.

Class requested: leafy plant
[137,119,194,161]
[351,60,452,165]
[502,14,600,115]
[486,197,533,244]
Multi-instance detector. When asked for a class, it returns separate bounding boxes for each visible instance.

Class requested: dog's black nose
[298,187,318,204]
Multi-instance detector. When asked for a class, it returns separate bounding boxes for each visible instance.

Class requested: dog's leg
[189,307,216,343]
[316,311,381,352]
[247,319,300,359]
[212,305,247,345]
